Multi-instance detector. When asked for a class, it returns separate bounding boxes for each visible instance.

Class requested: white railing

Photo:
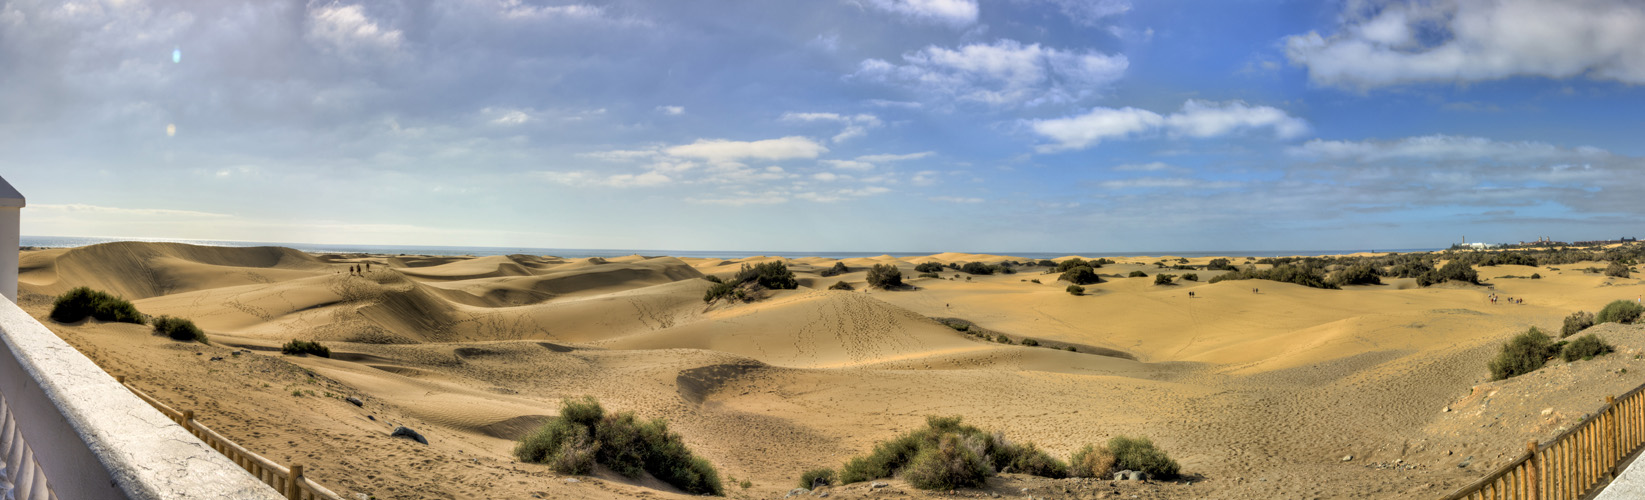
[0,175,282,499]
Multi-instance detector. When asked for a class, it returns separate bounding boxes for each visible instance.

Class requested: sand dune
[20,243,1645,499]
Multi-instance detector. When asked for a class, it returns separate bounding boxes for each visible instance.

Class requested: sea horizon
[19,235,1444,260]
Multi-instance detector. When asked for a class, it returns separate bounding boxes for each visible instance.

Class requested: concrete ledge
[0,299,281,499]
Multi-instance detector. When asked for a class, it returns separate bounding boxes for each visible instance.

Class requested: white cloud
[822,160,876,171]
[812,172,844,182]
[688,191,790,206]
[31,204,233,218]
[930,196,984,203]
[1287,135,1606,163]
[781,112,883,143]
[1098,178,1240,190]
[1285,0,1645,89]
[306,3,403,59]
[853,39,1127,107]
[1113,162,1181,172]
[580,149,662,162]
[1031,100,1309,152]
[656,105,684,115]
[534,170,672,188]
[861,0,978,27]
[1035,0,1131,26]
[664,136,829,163]
[482,107,533,125]
[911,170,940,186]
[856,151,933,162]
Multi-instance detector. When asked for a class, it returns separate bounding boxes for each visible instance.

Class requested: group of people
[348,261,372,276]
[1489,293,1522,305]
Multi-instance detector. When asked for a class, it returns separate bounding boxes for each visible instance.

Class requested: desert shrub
[960,262,996,275]
[1210,263,1339,289]
[1606,261,1631,278]
[1069,444,1116,478]
[1562,334,1614,362]
[735,262,798,290]
[1181,273,1198,282]
[1059,266,1102,285]
[1206,258,1235,271]
[1066,285,1085,296]
[1154,274,1175,285]
[703,281,738,303]
[1488,327,1557,380]
[516,397,722,495]
[1030,279,1041,284]
[996,441,1065,477]
[151,315,207,343]
[799,468,837,489]
[1035,259,1056,267]
[1057,258,1091,272]
[1419,260,1479,287]
[867,264,904,289]
[1531,273,1542,279]
[995,335,1012,344]
[50,287,144,324]
[702,275,723,284]
[902,435,990,490]
[1021,338,1040,347]
[1597,300,1644,324]
[1107,436,1179,479]
[281,339,330,357]
[918,272,940,279]
[1562,311,1596,337]
[1332,264,1382,286]
[915,262,944,273]
[820,262,850,277]
[1128,270,1147,278]
[829,281,854,291]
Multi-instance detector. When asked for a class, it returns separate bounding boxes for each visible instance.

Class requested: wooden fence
[1444,383,1645,500]
[116,376,344,500]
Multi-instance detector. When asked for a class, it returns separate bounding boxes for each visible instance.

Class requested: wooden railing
[1443,382,1645,500]
[116,376,344,500]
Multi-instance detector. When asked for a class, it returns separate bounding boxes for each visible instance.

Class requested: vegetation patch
[834,416,1068,490]
[1107,436,1181,479]
[1488,327,1557,380]
[867,264,904,289]
[799,468,836,489]
[1606,261,1631,278]
[1065,284,1085,296]
[703,262,799,303]
[1128,270,1147,278]
[1154,274,1175,285]
[1597,300,1644,324]
[1059,266,1102,285]
[1209,263,1338,289]
[828,281,855,291]
[915,262,944,273]
[1069,444,1116,478]
[49,287,145,325]
[1562,311,1596,337]
[516,397,723,496]
[820,262,850,277]
[1562,334,1614,362]
[281,339,331,357]
[151,315,207,343]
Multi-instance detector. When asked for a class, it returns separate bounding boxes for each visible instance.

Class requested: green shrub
[820,262,850,277]
[1057,258,1093,272]
[281,339,330,357]
[867,264,904,289]
[1562,334,1614,362]
[915,262,944,273]
[1419,260,1479,287]
[1066,284,1085,296]
[1597,300,1644,324]
[1606,261,1631,278]
[516,397,722,495]
[1107,436,1179,479]
[903,435,990,490]
[1488,327,1557,380]
[960,262,996,275]
[1128,270,1147,278]
[1181,273,1198,282]
[1154,274,1175,285]
[1206,258,1235,271]
[50,287,144,324]
[998,441,1065,477]
[702,275,723,284]
[1531,273,1542,279]
[1021,339,1040,347]
[1069,444,1116,478]
[1332,264,1382,286]
[1035,260,1056,267]
[151,315,207,343]
[918,272,940,279]
[1209,263,1340,289]
[1030,279,1041,284]
[829,281,854,291]
[703,281,738,303]
[799,468,836,489]
[1562,311,1595,337]
[735,262,799,290]
[1059,266,1101,285]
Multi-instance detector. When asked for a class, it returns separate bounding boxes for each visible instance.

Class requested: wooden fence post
[1527,441,1539,500]
[288,464,303,500]
[1608,396,1620,481]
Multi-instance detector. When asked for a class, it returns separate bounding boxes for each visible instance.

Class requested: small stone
[1541,407,1554,416]
[391,426,428,444]
[871,482,889,489]
[786,488,810,498]
[209,356,224,361]
[1341,455,1353,462]
[565,478,580,484]
[346,396,364,407]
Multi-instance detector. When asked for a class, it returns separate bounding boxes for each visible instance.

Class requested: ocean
[19,235,1442,260]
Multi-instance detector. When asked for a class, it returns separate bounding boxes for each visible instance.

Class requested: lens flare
[166,124,176,137]
[172,47,181,64]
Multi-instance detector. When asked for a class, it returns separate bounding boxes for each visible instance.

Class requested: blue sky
[3,0,1643,252]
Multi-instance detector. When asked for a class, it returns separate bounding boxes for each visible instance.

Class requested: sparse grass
[1489,327,1557,380]
[1597,300,1643,324]
[516,397,723,495]
[151,315,207,343]
[1563,334,1614,362]
[281,339,331,357]
[50,287,144,325]
[1107,436,1179,479]
[833,416,1067,490]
